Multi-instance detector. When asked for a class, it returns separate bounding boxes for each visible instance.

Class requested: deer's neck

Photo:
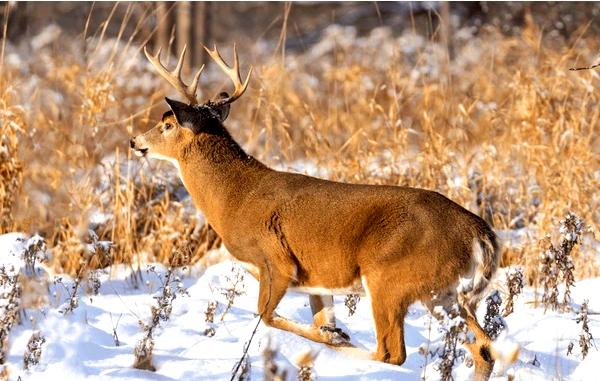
[176,127,268,235]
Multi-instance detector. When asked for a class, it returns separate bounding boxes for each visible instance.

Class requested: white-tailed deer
[131,45,506,380]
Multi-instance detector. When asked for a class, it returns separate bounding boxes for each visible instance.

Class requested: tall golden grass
[0,71,24,234]
[1,11,598,280]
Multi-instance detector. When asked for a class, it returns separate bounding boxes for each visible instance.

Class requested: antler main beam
[204,44,253,107]
[144,45,204,105]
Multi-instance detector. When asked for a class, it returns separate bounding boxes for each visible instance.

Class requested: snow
[0,233,25,263]
[1,234,599,380]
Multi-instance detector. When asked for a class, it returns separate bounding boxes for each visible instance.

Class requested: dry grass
[0,69,24,234]
[1,9,598,281]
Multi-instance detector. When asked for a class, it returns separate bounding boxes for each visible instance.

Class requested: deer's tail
[459,230,500,313]
[458,229,519,373]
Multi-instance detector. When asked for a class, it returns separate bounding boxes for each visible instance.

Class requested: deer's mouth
[133,148,148,157]
[129,137,148,157]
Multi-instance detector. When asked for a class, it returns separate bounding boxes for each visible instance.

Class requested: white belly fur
[290,284,365,296]
[236,261,365,296]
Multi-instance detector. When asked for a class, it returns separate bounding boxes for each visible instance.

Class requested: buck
[130,45,508,380]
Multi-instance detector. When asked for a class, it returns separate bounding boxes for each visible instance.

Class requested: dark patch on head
[163,96,232,135]
[190,104,224,122]
[161,110,174,121]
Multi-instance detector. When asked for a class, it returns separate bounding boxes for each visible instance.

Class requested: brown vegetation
[0,5,597,286]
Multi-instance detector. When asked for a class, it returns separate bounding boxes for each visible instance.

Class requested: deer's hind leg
[258,266,350,346]
[462,307,495,381]
[425,290,495,381]
[309,294,336,328]
[309,294,352,344]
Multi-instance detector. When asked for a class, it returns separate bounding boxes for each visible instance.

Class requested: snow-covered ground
[1,233,599,380]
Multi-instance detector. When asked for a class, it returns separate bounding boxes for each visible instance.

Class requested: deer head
[130,44,252,162]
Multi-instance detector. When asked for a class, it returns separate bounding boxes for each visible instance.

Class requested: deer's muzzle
[129,137,148,157]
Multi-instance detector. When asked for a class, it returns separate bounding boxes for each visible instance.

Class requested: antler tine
[174,45,186,80]
[204,44,253,107]
[232,42,240,80]
[144,44,203,105]
[189,65,204,99]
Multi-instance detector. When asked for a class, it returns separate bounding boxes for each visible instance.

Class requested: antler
[204,44,253,107]
[144,45,204,105]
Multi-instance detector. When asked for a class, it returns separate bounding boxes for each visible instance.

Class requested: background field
[0,2,599,380]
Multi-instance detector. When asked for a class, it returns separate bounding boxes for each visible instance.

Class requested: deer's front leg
[246,263,338,329]
[258,269,350,347]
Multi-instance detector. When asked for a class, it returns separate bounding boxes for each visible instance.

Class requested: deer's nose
[129,138,136,149]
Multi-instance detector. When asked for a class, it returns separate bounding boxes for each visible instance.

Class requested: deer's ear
[165,97,198,132]
[214,92,231,122]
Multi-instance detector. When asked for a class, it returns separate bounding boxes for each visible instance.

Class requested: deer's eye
[163,123,173,132]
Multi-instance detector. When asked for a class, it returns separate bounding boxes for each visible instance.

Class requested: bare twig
[230,260,273,381]
[229,316,262,381]
[569,63,600,71]
[110,313,122,346]
[420,314,434,381]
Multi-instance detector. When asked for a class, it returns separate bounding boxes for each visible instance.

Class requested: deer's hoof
[320,325,351,346]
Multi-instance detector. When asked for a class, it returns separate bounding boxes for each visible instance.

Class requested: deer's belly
[289,279,365,296]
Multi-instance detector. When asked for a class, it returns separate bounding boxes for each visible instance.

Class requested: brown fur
[131,96,499,379]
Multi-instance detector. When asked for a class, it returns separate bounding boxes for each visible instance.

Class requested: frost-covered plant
[0,265,21,365]
[133,333,156,371]
[540,213,584,311]
[503,267,524,317]
[220,265,246,321]
[23,331,45,370]
[17,235,48,277]
[54,231,113,312]
[576,301,595,359]
[483,290,506,340]
[87,270,102,298]
[86,230,113,266]
[344,294,360,316]
[205,301,217,323]
[567,300,596,359]
[433,304,470,381]
[133,265,188,371]
[1,236,48,363]
[296,349,317,381]
[203,301,218,337]
[54,276,81,314]
[262,337,288,381]
[85,230,113,298]
[9,236,48,312]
